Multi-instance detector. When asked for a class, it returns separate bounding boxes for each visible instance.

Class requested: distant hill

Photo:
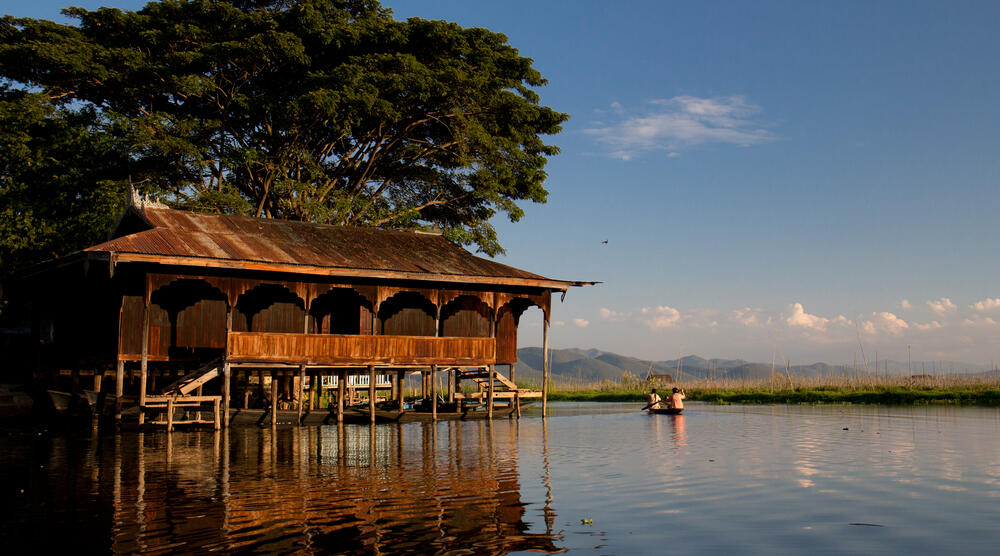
[506,347,993,386]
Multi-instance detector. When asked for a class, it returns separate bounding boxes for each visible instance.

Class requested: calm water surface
[3,402,1000,554]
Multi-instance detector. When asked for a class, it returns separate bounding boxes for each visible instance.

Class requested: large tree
[0,0,567,264]
[0,86,127,276]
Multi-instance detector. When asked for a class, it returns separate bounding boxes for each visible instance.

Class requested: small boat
[648,407,683,415]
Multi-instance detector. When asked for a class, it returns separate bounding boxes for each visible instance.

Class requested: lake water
[3,402,1000,554]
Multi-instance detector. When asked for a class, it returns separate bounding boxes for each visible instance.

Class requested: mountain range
[507,347,994,386]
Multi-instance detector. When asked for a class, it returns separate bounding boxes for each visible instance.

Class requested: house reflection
[102,421,561,554]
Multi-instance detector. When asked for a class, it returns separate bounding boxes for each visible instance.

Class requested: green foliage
[1,0,567,265]
[0,87,127,276]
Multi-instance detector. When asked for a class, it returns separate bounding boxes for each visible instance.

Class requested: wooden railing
[226,332,496,366]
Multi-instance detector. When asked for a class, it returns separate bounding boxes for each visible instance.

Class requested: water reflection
[4,421,561,554]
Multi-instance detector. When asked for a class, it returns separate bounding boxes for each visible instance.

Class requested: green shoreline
[545,387,1000,406]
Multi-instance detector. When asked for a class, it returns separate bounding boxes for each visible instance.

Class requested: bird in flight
[602,239,609,244]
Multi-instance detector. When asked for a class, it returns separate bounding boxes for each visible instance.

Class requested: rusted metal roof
[85,208,588,290]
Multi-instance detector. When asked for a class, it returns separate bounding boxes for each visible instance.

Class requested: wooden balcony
[226,332,496,366]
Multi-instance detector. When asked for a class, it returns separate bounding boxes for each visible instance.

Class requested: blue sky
[5,1,1000,365]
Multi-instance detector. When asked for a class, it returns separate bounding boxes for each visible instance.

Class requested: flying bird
[601,239,609,244]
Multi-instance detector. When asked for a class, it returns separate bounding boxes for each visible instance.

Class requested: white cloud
[553,321,565,327]
[914,320,943,331]
[641,306,681,329]
[927,297,957,316]
[970,298,1000,311]
[900,299,912,311]
[584,95,773,160]
[599,307,630,322]
[786,303,830,331]
[861,312,909,336]
[731,307,767,327]
[573,318,590,328]
[962,316,998,327]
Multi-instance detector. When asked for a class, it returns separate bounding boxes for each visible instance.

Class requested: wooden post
[431,365,438,422]
[270,371,278,428]
[396,370,405,407]
[368,365,376,424]
[337,369,346,423]
[93,370,102,394]
[297,364,306,425]
[213,398,220,431]
[166,397,174,432]
[448,368,454,404]
[542,316,549,418]
[115,360,125,422]
[221,302,233,428]
[222,362,231,429]
[138,283,151,427]
[487,364,494,419]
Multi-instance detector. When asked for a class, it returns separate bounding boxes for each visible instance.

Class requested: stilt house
[12,196,589,426]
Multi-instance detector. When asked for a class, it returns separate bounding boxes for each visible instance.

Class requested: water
[3,402,1000,554]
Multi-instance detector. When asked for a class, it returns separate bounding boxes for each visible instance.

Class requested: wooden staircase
[453,367,541,403]
[141,358,224,430]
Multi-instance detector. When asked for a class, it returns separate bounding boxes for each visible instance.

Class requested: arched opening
[496,298,541,366]
[309,288,374,335]
[378,291,436,336]
[148,279,229,353]
[440,295,492,337]
[234,284,305,333]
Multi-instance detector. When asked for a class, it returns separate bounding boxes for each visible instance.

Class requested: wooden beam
[368,365,376,424]
[297,364,306,425]
[542,317,549,418]
[396,369,404,407]
[488,364,494,419]
[222,362,231,429]
[337,369,346,423]
[431,364,437,422]
[270,371,278,428]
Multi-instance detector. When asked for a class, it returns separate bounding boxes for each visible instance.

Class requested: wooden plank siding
[227,332,496,366]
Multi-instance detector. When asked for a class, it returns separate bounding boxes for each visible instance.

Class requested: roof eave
[110,252,592,291]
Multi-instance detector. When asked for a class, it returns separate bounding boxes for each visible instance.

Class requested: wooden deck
[227,332,496,366]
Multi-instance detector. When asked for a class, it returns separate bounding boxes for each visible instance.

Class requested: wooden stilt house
[12,196,590,427]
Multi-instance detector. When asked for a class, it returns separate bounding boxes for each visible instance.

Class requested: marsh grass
[528,374,1000,406]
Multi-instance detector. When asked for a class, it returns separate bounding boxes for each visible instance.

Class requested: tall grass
[528,373,1000,406]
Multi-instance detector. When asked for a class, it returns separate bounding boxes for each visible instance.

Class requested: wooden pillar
[337,369,346,423]
[395,370,405,406]
[368,365,376,424]
[270,371,278,428]
[166,397,174,432]
[222,302,233,428]
[542,316,549,418]
[447,368,454,403]
[431,365,438,422]
[487,364,495,419]
[222,362,231,428]
[93,370,102,394]
[297,364,306,425]
[138,283,151,427]
[115,360,125,422]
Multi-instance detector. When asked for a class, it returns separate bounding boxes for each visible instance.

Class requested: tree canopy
[0,0,567,275]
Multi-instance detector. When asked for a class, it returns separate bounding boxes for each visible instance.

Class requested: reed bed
[533,373,1000,406]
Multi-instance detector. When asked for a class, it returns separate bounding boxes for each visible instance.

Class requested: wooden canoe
[648,407,683,415]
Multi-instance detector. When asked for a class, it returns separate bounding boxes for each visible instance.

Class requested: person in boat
[668,387,686,410]
[645,388,665,410]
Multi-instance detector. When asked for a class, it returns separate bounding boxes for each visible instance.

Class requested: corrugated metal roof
[85,208,576,288]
